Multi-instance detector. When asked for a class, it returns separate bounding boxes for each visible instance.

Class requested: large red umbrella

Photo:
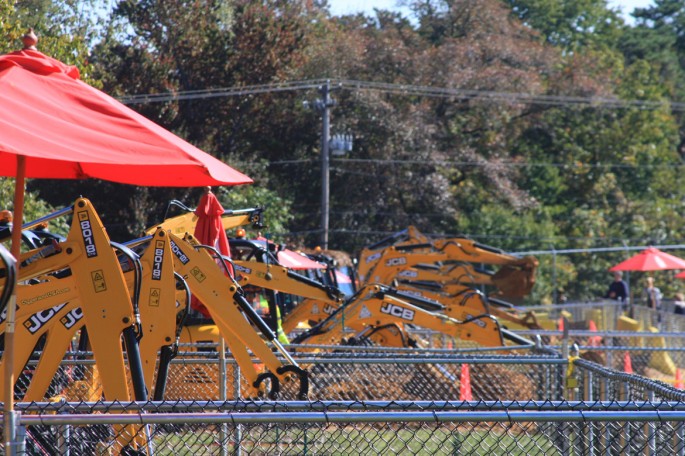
[609,247,685,272]
[0,32,252,441]
[0,49,251,187]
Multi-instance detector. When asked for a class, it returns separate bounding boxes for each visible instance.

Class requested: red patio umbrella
[192,188,232,317]
[0,31,252,442]
[609,247,685,272]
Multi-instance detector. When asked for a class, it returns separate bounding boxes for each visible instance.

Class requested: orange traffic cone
[676,368,683,389]
[558,318,564,331]
[588,320,601,347]
[624,351,633,374]
[459,363,472,401]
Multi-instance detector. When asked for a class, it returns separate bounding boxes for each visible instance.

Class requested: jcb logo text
[380,303,415,321]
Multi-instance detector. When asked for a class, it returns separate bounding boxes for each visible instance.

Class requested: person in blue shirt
[605,271,628,304]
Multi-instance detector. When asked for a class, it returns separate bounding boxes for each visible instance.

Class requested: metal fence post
[6,411,25,456]
[58,403,71,456]
[606,330,613,369]
[551,244,557,304]
[646,390,656,456]
[219,337,228,456]
[233,353,242,456]
[620,378,631,453]
[678,417,685,456]
[586,369,595,456]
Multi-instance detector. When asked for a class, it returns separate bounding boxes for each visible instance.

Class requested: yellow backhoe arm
[281,298,340,334]
[360,243,537,294]
[233,260,343,303]
[395,281,543,330]
[145,204,264,236]
[232,259,345,334]
[168,232,308,399]
[134,229,186,399]
[357,226,538,297]
[396,263,494,287]
[7,199,141,403]
[293,284,505,348]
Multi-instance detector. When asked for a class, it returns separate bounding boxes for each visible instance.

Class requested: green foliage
[216,184,294,241]
[0,178,69,247]
[506,0,624,50]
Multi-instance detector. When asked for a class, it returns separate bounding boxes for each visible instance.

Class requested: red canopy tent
[609,247,685,272]
[277,249,326,270]
[0,31,252,446]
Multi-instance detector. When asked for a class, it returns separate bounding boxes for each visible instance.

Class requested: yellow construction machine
[144,199,264,237]
[357,231,538,298]
[1,199,152,454]
[0,199,310,453]
[283,227,539,336]
[291,283,531,349]
[393,279,543,330]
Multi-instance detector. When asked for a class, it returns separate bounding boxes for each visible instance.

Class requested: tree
[506,0,624,51]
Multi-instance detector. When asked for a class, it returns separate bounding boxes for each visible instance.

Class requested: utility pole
[320,80,332,250]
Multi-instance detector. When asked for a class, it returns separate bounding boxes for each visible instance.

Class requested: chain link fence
[13,346,564,403]
[11,397,685,455]
[7,307,685,454]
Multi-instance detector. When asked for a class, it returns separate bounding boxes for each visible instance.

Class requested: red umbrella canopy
[609,247,685,272]
[0,48,252,186]
[193,190,231,256]
[192,189,232,317]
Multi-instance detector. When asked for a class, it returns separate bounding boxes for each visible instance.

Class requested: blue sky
[327,1,655,23]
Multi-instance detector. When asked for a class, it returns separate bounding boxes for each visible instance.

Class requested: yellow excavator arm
[394,281,543,330]
[396,263,495,287]
[144,201,264,236]
[357,226,538,298]
[233,259,344,304]
[292,284,506,349]
[232,259,345,334]
[168,232,308,399]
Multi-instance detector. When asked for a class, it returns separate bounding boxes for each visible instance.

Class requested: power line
[118,80,326,104]
[268,157,685,170]
[118,78,685,111]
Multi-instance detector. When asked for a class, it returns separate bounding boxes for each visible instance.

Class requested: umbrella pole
[4,155,25,453]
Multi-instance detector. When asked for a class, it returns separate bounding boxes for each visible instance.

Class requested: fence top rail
[553,344,685,352]
[519,300,622,312]
[575,358,685,400]
[19,410,685,426]
[516,329,685,338]
[45,355,564,367]
[173,343,537,355]
[513,244,685,256]
[14,399,685,413]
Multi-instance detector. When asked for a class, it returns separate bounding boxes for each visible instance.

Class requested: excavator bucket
[490,256,538,298]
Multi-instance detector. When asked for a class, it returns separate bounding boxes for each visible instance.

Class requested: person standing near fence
[605,271,628,307]
[643,276,662,327]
